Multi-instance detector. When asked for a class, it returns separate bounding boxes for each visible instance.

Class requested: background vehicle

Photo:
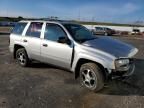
[131,29,141,35]
[9,20,138,92]
[92,27,116,36]
[0,21,16,27]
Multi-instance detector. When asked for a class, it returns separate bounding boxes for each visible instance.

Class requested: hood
[82,36,138,58]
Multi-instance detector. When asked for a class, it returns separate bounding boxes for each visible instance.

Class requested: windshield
[63,24,95,43]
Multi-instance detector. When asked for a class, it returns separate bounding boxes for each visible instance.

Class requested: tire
[80,63,104,92]
[16,48,29,67]
[104,32,108,36]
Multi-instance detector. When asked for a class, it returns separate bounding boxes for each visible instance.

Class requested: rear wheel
[16,48,29,67]
[80,63,104,92]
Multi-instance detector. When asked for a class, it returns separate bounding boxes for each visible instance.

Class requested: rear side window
[12,23,27,35]
[26,22,43,38]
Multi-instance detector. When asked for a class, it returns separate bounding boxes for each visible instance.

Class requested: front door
[41,23,73,69]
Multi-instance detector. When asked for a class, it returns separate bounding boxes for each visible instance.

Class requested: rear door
[41,23,73,69]
[22,22,43,60]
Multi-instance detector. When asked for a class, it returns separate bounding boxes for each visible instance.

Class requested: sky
[0,0,144,23]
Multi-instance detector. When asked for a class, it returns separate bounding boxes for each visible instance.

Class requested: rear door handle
[23,39,28,42]
[42,44,48,47]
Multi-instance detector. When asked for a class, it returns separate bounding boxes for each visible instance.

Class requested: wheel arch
[13,44,26,59]
[75,58,108,81]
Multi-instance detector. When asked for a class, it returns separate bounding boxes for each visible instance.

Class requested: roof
[19,20,76,25]
[20,20,59,23]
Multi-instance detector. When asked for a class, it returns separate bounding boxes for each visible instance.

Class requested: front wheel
[80,63,104,92]
[104,32,108,36]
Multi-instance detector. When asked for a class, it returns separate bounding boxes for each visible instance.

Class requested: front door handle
[42,44,48,47]
[23,39,28,42]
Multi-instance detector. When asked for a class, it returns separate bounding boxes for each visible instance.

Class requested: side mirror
[58,37,71,45]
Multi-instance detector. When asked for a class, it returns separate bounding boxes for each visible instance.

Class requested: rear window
[95,27,103,30]
[133,29,140,32]
[12,22,27,35]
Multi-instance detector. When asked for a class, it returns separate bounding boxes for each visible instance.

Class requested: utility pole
[91,16,95,30]
[78,9,81,21]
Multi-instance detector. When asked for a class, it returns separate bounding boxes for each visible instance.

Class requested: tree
[18,16,24,21]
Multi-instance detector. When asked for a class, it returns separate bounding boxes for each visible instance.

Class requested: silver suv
[9,20,138,92]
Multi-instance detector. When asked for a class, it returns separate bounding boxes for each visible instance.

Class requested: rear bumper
[9,45,14,53]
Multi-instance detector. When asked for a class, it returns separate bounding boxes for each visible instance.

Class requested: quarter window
[12,22,27,35]
[44,23,66,42]
[26,22,43,38]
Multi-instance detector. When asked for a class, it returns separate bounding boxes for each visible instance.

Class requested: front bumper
[121,63,135,77]
[111,60,135,77]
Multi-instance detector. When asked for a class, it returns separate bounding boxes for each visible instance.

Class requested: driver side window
[44,23,66,42]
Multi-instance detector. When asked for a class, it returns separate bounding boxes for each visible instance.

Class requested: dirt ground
[0,35,144,108]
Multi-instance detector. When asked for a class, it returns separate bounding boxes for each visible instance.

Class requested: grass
[75,21,144,27]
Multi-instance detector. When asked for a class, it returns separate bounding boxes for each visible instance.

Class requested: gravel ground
[0,35,144,108]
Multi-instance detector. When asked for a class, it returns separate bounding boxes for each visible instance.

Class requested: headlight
[115,59,130,68]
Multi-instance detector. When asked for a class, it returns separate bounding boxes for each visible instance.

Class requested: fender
[71,51,116,72]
